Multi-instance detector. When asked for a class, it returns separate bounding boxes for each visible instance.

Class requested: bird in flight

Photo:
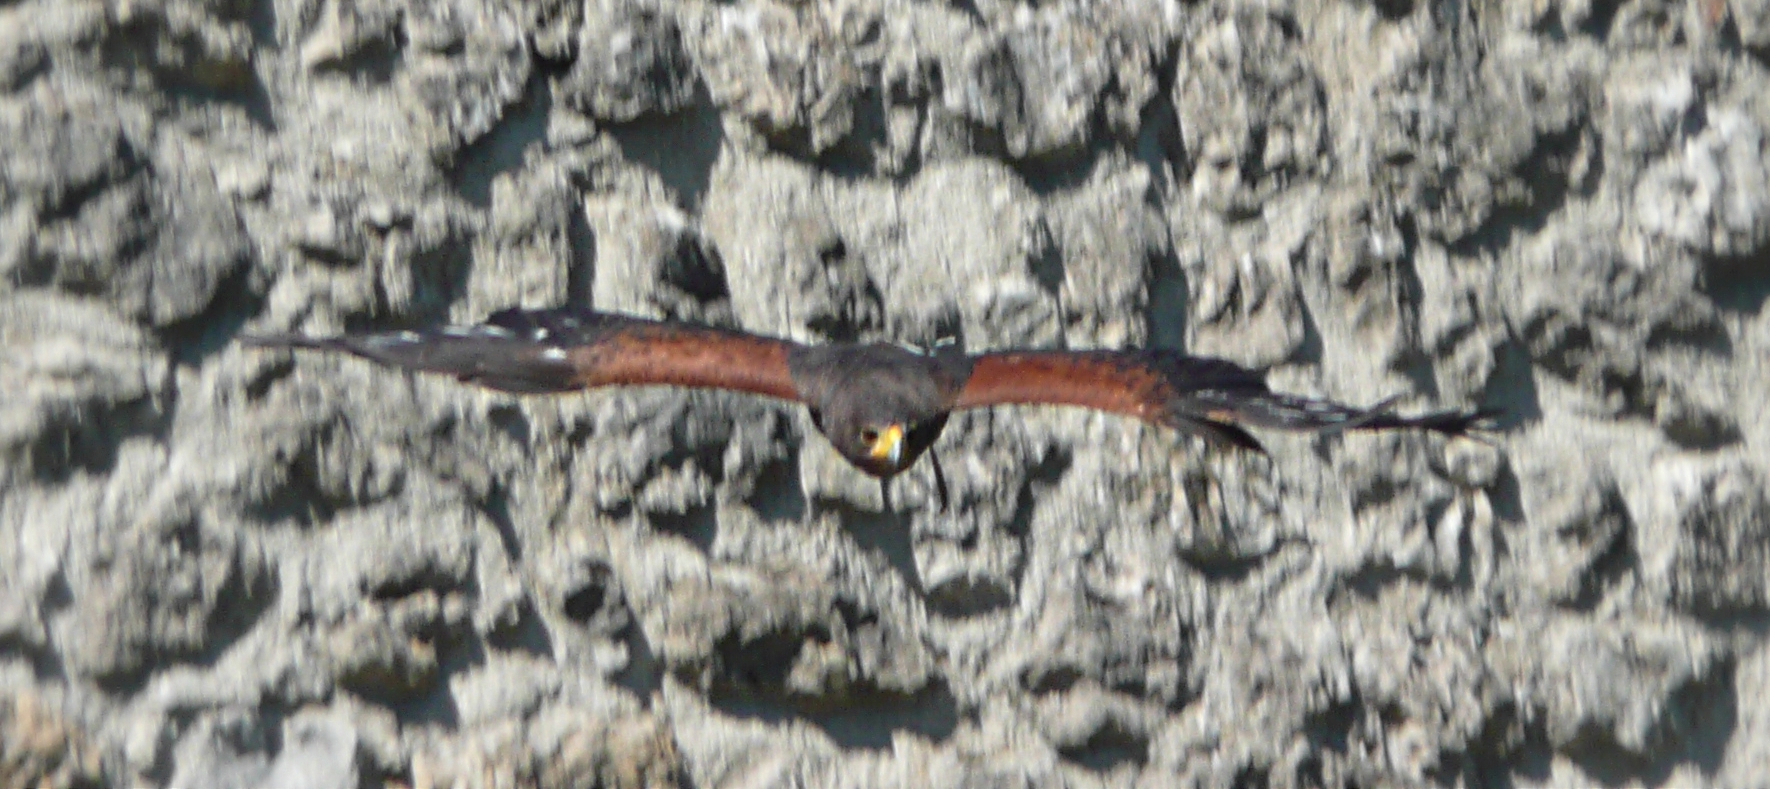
[241,307,1494,507]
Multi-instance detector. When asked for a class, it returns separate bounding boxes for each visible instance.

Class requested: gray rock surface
[2,0,1768,786]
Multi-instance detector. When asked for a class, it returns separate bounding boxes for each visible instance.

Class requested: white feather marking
[480,325,513,338]
[441,326,475,337]
[540,347,568,361]
[533,327,551,341]
[368,331,424,349]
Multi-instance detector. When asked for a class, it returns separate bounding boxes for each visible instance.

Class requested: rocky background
[2,0,1769,785]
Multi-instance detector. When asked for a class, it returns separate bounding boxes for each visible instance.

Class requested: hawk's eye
[860,427,879,444]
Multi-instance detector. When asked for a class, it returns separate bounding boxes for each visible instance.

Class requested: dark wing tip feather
[1358,405,1505,436]
[1173,386,1500,441]
[237,323,585,394]
[485,306,562,336]
[1167,415,1268,454]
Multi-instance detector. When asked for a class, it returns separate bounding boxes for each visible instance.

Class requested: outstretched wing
[949,350,1493,452]
[240,307,805,402]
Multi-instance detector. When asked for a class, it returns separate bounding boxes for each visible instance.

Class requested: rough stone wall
[2,0,1768,786]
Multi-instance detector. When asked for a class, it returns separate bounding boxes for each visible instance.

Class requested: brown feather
[953,352,1146,416]
[952,351,1254,421]
[566,328,799,401]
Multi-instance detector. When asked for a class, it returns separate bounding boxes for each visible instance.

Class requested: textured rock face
[2,0,1767,786]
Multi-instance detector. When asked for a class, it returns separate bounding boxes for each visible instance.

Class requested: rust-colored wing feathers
[240,307,803,402]
[552,323,800,401]
[950,350,1490,451]
[954,352,1179,420]
[951,351,1273,450]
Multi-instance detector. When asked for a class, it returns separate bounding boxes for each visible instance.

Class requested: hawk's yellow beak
[867,424,905,465]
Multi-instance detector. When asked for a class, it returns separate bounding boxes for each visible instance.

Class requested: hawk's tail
[239,323,582,394]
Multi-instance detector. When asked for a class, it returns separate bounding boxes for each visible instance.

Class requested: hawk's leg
[928,450,950,512]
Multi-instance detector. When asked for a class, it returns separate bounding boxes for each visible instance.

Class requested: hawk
[242,307,1493,505]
